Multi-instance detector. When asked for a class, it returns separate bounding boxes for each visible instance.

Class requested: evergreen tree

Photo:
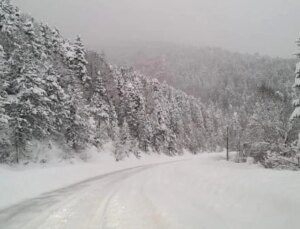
[0,44,8,90]
[3,40,56,161]
[39,23,53,56]
[114,119,132,161]
[291,38,300,121]
[89,71,111,147]
[43,66,70,139]
[63,37,90,151]
[64,71,89,151]
[150,79,169,152]
[72,36,90,83]
[0,0,19,35]
[0,47,10,161]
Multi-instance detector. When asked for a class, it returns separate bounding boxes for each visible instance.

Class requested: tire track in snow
[0,166,152,229]
[0,160,187,229]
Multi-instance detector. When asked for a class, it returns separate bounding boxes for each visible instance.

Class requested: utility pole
[226,126,229,161]
[16,118,19,164]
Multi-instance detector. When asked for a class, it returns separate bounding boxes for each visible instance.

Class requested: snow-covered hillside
[1,152,300,229]
[1,0,225,163]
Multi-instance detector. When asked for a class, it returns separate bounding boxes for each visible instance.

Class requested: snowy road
[1,154,300,229]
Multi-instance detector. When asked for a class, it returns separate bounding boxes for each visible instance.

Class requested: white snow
[290,106,300,120]
[293,62,300,87]
[295,62,300,75]
[1,152,300,229]
[0,146,191,210]
[292,98,300,107]
[293,77,300,87]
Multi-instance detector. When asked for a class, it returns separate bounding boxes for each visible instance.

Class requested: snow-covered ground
[1,152,300,229]
[0,147,190,210]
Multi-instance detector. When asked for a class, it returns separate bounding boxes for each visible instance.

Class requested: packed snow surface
[1,152,300,229]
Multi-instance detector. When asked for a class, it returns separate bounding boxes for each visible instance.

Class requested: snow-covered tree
[0,46,10,161]
[43,66,70,139]
[89,71,111,147]
[39,23,52,55]
[0,0,19,35]
[3,45,57,161]
[149,79,169,152]
[64,69,89,151]
[72,36,90,83]
[114,119,132,161]
[51,28,64,55]
[0,44,9,90]
[291,39,300,121]
[23,17,34,36]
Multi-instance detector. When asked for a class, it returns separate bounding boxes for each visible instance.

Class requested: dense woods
[0,0,222,163]
[105,42,300,167]
[0,0,300,168]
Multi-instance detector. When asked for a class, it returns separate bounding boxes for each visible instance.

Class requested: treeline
[0,0,227,163]
[105,41,299,151]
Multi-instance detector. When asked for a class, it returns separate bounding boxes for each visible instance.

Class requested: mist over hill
[100,41,295,106]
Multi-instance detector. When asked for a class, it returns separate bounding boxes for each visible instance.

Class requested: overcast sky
[12,0,300,58]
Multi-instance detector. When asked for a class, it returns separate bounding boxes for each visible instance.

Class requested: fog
[13,0,300,58]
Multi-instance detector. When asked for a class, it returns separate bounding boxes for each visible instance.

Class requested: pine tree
[169,89,184,149]
[64,71,89,151]
[72,36,90,83]
[114,119,132,161]
[291,38,300,121]
[43,66,70,140]
[1,18,66,161]
[0,46,10,161]
[0,98,10,162]
[3,49,54,162]
[62,36,91,151]
[189,99,205,152]
[51,28,64,56]
[65,101,89,151]
[0,44,9,90]
[107,101,119,141]
[23,17,34,36]
[138,116,152,152]
[248,92,289,145]
[150,79,169,152]
[89,71,111,147]
[40,23,52,55]
[0,0,20,35]
[124,78,145,138]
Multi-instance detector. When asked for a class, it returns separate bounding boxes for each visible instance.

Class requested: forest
[0,0,300,169]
